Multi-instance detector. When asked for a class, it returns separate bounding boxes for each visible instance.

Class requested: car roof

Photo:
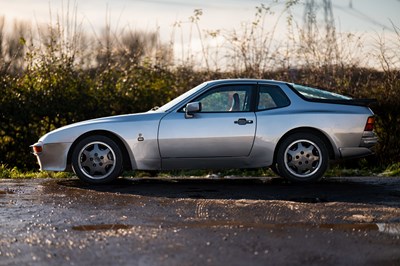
[205,79,287,86]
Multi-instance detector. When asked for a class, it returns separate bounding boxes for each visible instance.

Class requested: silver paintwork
[31,79,378,175]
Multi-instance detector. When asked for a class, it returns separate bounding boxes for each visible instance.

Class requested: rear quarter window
[257,85,290,111]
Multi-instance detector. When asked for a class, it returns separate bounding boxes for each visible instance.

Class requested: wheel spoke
[92,144,102,155]
[98,145,111,157]
[88,166,96,176]
[102,157,114,168]
[98,166,107,175]
[80,158,92,168]
[82,149,91,159]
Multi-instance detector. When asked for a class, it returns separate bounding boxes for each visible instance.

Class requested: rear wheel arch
[275,131,329,182]
[67,130,133,172]
[273,127,336,164]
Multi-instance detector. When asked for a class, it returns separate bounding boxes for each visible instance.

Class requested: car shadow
[57,176,400,206]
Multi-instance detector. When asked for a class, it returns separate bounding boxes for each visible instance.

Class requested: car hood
[39,111,165,143]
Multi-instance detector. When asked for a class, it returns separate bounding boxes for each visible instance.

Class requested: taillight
[364,116,375,131]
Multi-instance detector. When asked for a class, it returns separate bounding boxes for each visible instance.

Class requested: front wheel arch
[67,130,133,173]
[71,134,125,184]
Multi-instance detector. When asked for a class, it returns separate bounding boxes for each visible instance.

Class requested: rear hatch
[288,83,377,107]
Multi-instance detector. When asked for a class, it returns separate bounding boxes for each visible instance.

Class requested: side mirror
[185,102,202,118]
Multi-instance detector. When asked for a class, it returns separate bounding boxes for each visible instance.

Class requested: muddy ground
[1,176,400,266]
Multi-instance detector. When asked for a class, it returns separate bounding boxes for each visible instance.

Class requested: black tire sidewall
[276,132,328,183]
[71,135,123,184]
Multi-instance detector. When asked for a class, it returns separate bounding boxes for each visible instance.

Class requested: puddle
[376,223,400,236]
[72,224,132,231]
[319,223,400,236]
[185,188,219,193]
[155,221,400,236]
[289,197,329,203]
[319,223,376,230]
[0,189,15,195]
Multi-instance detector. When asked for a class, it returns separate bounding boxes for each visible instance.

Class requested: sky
[0,0,398,32]
[0,0,399,68]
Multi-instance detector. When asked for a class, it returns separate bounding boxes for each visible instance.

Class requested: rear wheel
[276,132,328,183]
[72,135,123,184]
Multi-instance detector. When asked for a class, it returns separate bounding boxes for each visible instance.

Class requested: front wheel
[71,135,123,184]
[276,133,329,183]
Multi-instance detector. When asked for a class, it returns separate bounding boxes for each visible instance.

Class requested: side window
[257,85,290,111]
[195,85,253,112]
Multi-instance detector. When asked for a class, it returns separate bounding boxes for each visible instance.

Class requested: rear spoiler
[347,98,377,106]
[304,98,377,107]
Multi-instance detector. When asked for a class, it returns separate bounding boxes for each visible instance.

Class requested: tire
[270,163,280,176]
[72,135,123,184]
[276,132,328,183]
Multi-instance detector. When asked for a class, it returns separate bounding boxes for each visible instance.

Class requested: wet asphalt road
[1,176,400,266]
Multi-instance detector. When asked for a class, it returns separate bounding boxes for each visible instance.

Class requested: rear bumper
[339,131,378,159]
[339,147,374,159]
[360,131,378,148]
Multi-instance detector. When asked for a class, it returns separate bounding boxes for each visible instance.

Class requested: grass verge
[0,164,73,179]
[1,163,399,180]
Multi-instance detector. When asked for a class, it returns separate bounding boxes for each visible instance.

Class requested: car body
[31,79,378,183]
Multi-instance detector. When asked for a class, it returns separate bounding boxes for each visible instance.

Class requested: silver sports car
[31,79,378,184]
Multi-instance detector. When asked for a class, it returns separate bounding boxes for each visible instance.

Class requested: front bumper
[31,142,72,171]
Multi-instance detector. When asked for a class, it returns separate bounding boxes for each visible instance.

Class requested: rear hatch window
[291,84,352,100]
[288,83,376,106]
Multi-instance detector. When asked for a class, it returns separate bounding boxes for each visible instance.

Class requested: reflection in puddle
[0,189,15,195]
[72,224,132,231]
[289,197,329,203]
[71,222,400,236]
[319,223,379,230]
[319,223,400,236]
[377,223,400,236]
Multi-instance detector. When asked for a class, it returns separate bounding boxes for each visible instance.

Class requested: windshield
[291,84,351,100]
[155,82,208,112]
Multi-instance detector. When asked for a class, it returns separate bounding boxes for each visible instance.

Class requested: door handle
[234,118,253,125]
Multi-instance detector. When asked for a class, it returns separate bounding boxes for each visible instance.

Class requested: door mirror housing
[185,102,202,118]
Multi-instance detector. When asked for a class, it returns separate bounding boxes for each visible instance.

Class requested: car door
[158,84,256,158]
